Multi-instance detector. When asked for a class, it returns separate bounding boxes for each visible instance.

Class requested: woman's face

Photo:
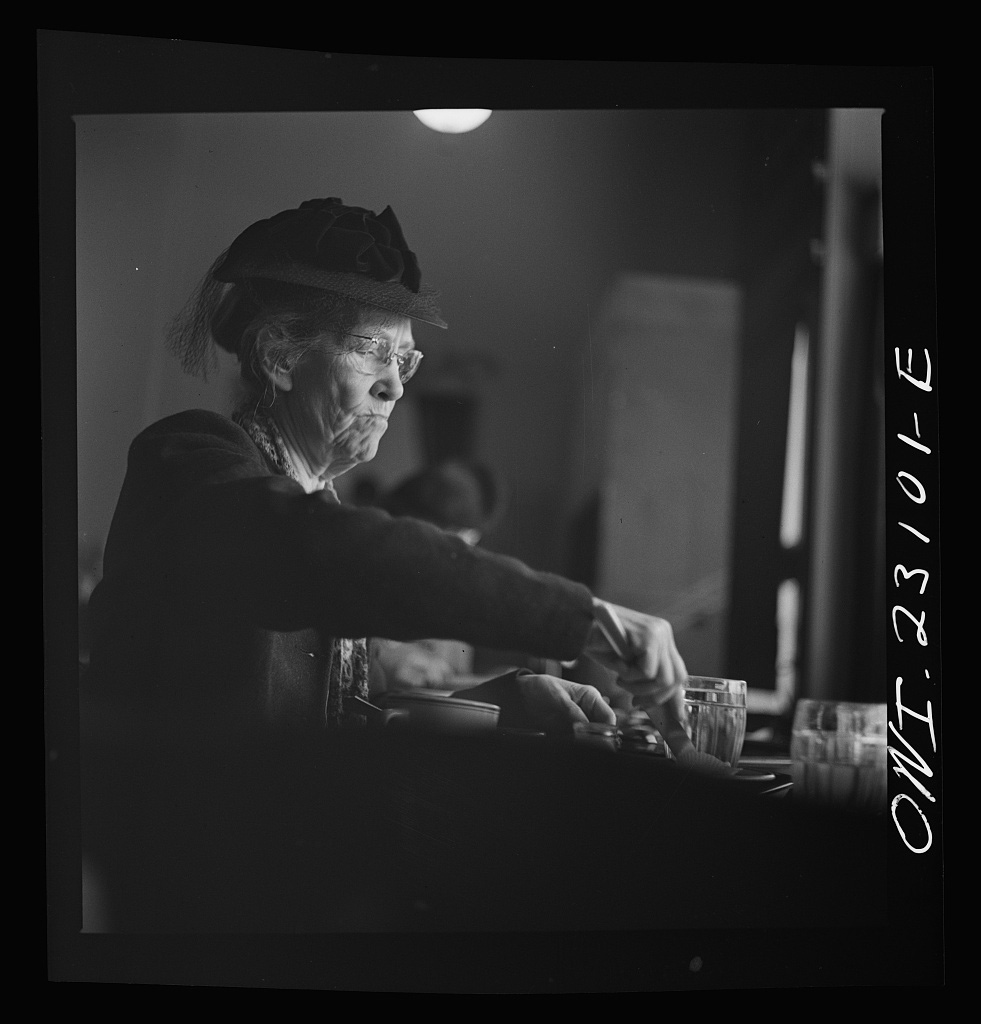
[276,315,415,482]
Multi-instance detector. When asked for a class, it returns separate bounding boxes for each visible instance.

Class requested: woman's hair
[167,263,403,410]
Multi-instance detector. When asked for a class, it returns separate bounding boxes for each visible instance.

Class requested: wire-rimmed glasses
[343,333,424,383]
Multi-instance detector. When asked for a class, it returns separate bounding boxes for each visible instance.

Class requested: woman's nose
[370,360,404,402]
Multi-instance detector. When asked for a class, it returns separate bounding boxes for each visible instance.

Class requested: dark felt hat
[213,197,447,329]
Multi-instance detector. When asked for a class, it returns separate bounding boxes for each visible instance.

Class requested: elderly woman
[86,197,690,746]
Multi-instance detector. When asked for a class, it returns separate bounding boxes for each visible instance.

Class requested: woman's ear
[256,328,294,392]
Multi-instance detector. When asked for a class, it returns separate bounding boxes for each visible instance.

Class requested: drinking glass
[790,700,887,812]
[666,676,747,767]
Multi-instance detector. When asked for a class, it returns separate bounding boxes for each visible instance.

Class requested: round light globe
[413,109,492,134]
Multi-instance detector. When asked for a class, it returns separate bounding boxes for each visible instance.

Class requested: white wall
[594,275,742,675]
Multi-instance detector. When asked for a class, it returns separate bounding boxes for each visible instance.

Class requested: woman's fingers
[517,675,615,729]
[632,620,681,686]
[592,602,689,698]
[566,682,617,725]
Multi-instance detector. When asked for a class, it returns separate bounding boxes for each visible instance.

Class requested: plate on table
[730,766,777,782]
[374,691,501,734]
[732,766,794,796]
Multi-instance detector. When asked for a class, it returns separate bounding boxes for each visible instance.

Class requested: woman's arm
[102,410,594,664]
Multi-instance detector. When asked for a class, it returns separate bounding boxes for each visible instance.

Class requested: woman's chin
[328,419,389,472]
[341,435,384,469]
[358,444,380,465]
[359,430,387,463]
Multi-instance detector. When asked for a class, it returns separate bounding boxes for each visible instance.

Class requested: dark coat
[87,410,594,740]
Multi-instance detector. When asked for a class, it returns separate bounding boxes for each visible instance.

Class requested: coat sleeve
[99,411,595,663]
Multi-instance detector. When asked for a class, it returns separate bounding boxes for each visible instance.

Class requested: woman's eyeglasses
[343,334,424,383]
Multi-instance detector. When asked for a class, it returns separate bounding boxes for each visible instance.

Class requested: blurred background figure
[369,459,507,694]
[382,458,504,547]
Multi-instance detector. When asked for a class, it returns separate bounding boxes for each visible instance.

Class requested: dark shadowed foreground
[79,712,887,935]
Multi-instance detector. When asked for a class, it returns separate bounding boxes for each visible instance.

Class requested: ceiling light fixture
[413,109,492,134]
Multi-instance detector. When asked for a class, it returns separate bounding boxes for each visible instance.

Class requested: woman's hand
[512,673,617,733]
[585,600,689,709]
[453,670,616,734]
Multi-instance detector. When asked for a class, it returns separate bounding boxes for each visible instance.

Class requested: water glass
[790,700,887,812]
[666,676,747,767]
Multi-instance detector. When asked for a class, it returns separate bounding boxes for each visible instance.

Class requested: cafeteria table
[78,721,888,935]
